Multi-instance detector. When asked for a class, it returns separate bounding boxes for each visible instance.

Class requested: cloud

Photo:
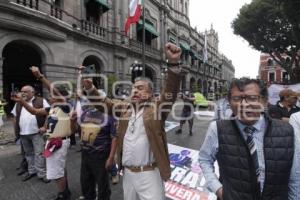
[189,0,261,78]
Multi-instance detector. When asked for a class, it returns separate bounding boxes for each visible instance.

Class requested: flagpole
[142,0,146,77]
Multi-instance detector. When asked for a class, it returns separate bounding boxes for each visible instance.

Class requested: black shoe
[40,177,51,183]
[54,191,71,200]
[17,169,27,176]
[189,130,193,136]
[22,173,36,182]
[175,129,182,134]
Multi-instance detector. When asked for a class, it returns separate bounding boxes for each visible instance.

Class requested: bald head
[21,85,35,101]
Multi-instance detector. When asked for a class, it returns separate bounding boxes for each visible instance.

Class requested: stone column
[0,57,3,89]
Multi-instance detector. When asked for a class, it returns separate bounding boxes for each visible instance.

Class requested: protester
[70,74,117,200]
[199,78,300,200]
[268,89,300,121]
[11,85,49,182]
[289,112,300,200]
[175,90,195,135]
[213,93,232,120]
[12,67,72,200]
[112,42,182,200]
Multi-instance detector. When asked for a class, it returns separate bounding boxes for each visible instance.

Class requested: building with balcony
[258,53,289,85]
[0,0,235,112]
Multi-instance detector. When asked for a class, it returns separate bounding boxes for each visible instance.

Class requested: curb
[0,138,14,145]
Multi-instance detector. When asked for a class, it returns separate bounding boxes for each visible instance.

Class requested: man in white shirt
[116,43,182,200]
[11,85,50,183]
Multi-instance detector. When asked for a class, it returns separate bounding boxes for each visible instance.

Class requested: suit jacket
[116,70,181,181]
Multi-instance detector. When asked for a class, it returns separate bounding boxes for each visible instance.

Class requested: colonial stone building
[0,0,234,112]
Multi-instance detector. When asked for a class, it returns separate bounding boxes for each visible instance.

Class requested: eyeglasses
[230,95,261,103]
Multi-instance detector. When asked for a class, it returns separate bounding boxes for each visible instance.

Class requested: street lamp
[130,60,143,82]
[161,67,168,76]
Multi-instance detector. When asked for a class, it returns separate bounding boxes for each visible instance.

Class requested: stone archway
[214,81,218,92]
[203,80,208,98]
[197,79,202,93]
[208,81,212,92]
[130,64,157,85]
[190,77,196,92]
[82,55,103,89]
[2,40,43,114]
[181,75,186,90]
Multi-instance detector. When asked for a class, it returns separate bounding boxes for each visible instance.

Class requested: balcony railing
[50,4,62,20]
[81,20,107,38]
[11,0,107,40]
[129,39,161,58]
[16,0,38,9]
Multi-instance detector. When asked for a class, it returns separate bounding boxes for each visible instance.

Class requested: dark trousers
[19,144,28,171]
[81,150,111,200]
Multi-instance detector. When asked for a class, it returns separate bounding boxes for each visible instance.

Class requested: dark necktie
[244,126,260,181]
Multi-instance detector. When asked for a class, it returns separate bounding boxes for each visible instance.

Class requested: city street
[0,108,213,200]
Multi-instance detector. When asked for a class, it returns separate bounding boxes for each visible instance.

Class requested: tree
[232,0,300,83]
[107,74,117,98]
[276,0,300,46]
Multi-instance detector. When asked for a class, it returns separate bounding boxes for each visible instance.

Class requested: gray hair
[134,77,154,91]
[22,85,35,93]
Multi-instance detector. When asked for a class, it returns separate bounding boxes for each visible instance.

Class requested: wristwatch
[166,59,182,67]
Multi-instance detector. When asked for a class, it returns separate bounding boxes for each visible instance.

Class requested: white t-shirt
[11,97,50,135]
[290,111,300,137]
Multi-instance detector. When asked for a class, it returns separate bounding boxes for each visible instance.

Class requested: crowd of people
[9,42,182,200]
[6,41,300,200]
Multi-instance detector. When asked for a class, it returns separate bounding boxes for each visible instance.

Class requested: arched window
[267,58,273,66]
[181,0,184,13]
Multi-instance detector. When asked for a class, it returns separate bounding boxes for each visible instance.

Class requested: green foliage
[276,0,300,46]
[232,0,300,83]
[107,74,118,97]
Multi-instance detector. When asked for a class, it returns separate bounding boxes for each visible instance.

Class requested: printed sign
[166,144,218,200]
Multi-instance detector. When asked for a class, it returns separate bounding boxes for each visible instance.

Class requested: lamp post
[130,60,143,82]
[160,67,168,88]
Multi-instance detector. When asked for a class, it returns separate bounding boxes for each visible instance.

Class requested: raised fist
[165,42,182,64]
[30,66,42,78]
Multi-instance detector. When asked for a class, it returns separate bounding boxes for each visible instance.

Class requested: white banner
[268,84,300,105]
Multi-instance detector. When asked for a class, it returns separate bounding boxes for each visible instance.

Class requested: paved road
[0,107,212,200]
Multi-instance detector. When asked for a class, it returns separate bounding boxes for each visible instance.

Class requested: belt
[124,163,157,173]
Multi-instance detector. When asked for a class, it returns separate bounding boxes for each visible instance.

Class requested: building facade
[0,0,234,112]
[258,53,289,85]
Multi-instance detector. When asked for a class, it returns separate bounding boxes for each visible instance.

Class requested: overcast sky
[189,0,261,78]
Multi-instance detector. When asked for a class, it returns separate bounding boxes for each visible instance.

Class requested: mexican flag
[124,0,143,35]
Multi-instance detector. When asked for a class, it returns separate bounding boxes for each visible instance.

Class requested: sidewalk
[0,119,123,200]
[0,118,15,145]
[0,143,124,200]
